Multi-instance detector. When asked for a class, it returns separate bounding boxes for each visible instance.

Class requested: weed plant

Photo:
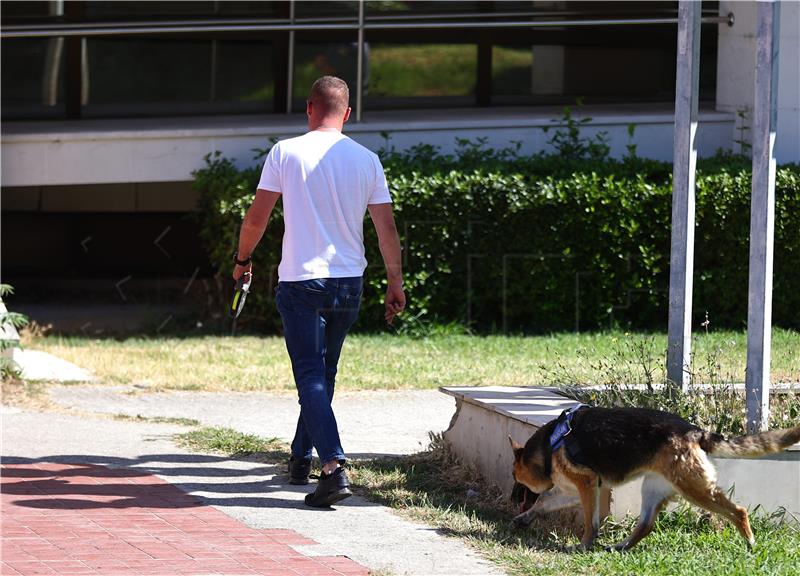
[0,284,29,380]
[545,332,800,435]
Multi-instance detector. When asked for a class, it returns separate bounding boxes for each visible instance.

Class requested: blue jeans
[275,276,363,464]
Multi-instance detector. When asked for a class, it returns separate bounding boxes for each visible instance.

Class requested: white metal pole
[286,0,295,114]
[356,0,365,122]
[746,0,780,434]
[667,0,701,391]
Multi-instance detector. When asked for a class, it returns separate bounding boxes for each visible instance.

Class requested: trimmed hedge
[193,144,799,333]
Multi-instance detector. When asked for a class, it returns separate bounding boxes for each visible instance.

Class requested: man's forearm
[236,190,280,259]
[379,232,403,285]
[368,203,403,285]
[237,212,267,259]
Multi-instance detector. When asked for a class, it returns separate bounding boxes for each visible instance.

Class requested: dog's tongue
[519,490,529,514]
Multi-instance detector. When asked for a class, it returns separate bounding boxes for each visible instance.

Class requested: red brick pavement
[1,462,368,576]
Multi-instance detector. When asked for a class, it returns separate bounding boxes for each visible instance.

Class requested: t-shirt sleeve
[367,155,392,205]
[257,144,282,193]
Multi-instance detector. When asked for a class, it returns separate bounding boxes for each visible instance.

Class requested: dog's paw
[510,513,533,530]
[564,542,596,554]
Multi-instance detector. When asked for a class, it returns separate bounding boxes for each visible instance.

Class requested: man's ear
[342,106,352,124]
[508,435,524,458]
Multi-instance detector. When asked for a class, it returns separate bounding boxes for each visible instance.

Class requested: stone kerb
[440,386,599,519]
[440,386,800,523]
[441,386,580,495]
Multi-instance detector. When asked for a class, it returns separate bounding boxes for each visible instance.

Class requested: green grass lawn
[174,426,800,576]
[350,444,800,576]
[28,329,799,392]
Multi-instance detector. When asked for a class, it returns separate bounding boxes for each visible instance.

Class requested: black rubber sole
[304,487,352,508]
[288,477,310,486]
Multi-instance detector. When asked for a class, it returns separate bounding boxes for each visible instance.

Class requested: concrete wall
[444,398,538,497]
[1,107,734,189]
[717,0,800,162]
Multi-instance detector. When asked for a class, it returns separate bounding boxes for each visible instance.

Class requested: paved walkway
[47,386,455,457]
[2,382,505,576]
[2,461,364,576]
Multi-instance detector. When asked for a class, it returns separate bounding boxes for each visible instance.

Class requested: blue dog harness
[550,403,588,451]
[544,403,590,476]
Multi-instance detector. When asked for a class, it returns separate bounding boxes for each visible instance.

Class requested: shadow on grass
[347,435,800,576]
[347,436,581,554]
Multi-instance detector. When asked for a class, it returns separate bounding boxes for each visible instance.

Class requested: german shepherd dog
[509,406,800,551]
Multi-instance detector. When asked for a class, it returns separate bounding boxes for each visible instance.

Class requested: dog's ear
[508,435,524,459]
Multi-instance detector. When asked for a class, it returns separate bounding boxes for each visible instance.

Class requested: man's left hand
[384,282,406,325]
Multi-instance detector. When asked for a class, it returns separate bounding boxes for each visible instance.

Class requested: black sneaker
[304,467,352,508]
[288,456,312,485]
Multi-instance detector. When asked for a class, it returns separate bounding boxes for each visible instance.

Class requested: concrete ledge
[13,349,94,382]
[442,386,800,522]
[441,386,593,520]
[1,105,734,187]
[1,104,733,142]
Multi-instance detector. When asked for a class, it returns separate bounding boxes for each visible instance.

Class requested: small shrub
[0,284,29,380]
[542,101,611,161]
[547,333,800,436]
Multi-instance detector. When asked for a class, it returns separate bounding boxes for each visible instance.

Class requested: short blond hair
[309,76,350,116]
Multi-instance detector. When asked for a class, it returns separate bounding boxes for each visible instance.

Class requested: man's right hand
[232,262,252,281]
[385,282,406,325]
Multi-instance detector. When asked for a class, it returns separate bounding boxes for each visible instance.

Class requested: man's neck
[308,117,343,132]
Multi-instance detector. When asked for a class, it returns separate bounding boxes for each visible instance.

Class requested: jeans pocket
[278,282,325,315]
[293,279,328,295]
[343,292,362,319]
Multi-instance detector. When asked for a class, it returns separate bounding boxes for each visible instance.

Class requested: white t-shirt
[257,130,392,282]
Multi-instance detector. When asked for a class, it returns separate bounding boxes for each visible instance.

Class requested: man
[232,76,405,508]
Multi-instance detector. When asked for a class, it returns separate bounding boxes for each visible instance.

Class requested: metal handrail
[365,16,732,30]
[0,9,728,30]
[0,13,734,39]
[1,18,290,31]
[1,22,355,38]
[360,9,724,22]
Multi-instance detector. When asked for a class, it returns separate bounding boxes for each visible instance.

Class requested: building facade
[1,1,798,323]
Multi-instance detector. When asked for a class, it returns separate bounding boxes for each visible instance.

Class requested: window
[366,43,478,109]
[1,38,66,118]
[0,1,720,120]
[293,43,357,111]
[83,37,275,117]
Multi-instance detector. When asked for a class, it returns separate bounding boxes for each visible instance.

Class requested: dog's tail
[701,425,800,458]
